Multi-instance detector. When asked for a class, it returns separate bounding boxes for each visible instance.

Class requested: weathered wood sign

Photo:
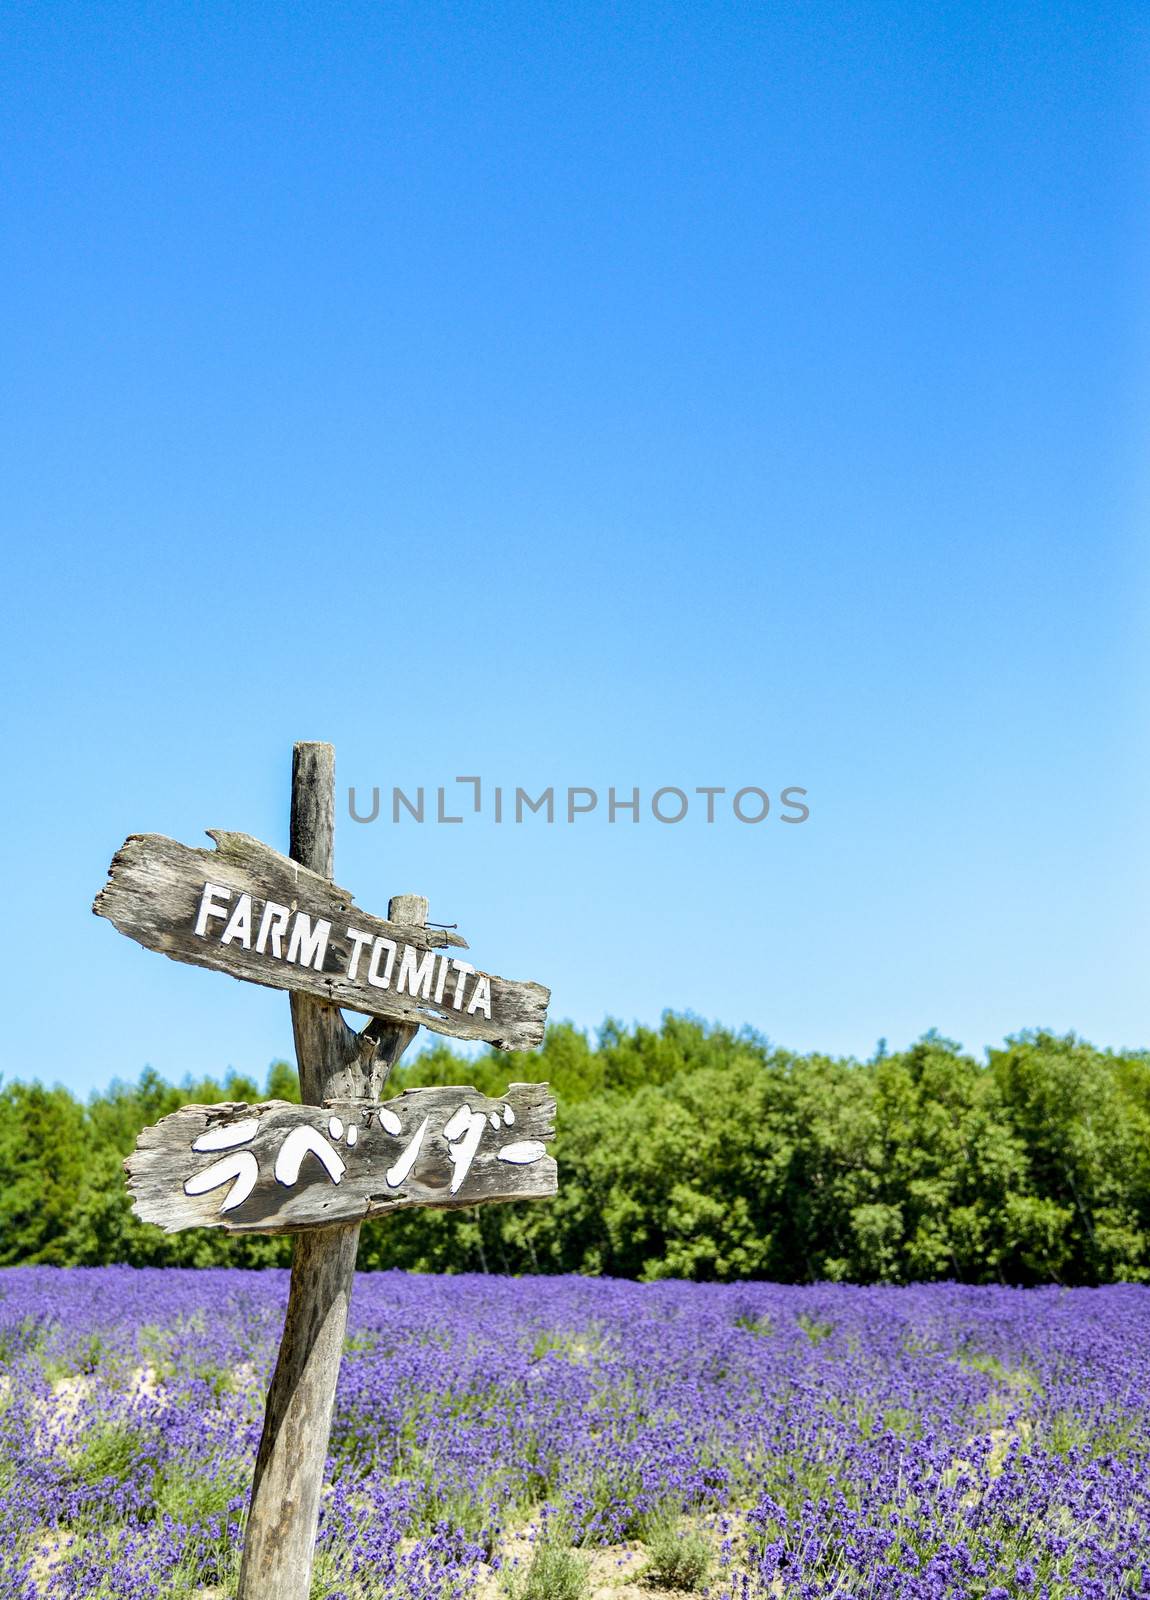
[128,1084,557,1234]
[93,742,557,1600]
[94,828,549,1050]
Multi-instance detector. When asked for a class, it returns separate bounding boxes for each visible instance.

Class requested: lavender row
[0,1269,1147,1597]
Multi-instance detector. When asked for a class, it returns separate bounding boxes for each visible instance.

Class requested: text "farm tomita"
[193,882,495,1019]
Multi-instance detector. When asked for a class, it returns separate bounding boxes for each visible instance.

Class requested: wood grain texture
[126,1083,558,1234]
[93,827,551,1049]
[287,742,375,1104]
[237,743,372,1600]
[235,1221,360,1600]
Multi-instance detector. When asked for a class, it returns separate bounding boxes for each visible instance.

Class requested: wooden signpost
[93,743,555,1600]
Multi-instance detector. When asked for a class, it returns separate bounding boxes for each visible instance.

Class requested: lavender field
[0,1270,1147,1599]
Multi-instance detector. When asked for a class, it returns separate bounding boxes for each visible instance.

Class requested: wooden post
[236,743,425,1600]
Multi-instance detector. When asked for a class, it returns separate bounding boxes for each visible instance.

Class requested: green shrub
[642,1512,712,1591]
[506,1542,591,1600]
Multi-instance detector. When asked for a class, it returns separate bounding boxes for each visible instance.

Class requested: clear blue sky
[2,1,1147,1096]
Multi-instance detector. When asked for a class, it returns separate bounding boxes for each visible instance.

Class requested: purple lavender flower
[0,1270,1147,1597]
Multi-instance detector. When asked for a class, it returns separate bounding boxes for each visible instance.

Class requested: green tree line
[2,1015,1148,1284]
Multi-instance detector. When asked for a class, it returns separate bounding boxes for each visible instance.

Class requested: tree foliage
[2,1017,1147,1283]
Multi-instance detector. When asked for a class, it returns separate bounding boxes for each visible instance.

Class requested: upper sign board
[94,830,550,1051]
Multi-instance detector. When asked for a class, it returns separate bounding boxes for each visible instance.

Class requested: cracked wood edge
[125,1084,558,1235]
[93,827,550,1050]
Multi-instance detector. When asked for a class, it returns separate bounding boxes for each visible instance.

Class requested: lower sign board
[127,1083,557,1234]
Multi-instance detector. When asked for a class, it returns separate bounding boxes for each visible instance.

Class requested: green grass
[956,1345,1040,1390]
[1041,1407,1140,1461]
[72,1421,150,1488]
[136,1324,236,1397]
[529,1327,602,1362]
[152,1459,247,1525]
[0,1314,50,1364]
[587,1459,651,1539]
[41,1332,109,1383]
[411,1471,502,1555]
[343,1328,380,1356]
